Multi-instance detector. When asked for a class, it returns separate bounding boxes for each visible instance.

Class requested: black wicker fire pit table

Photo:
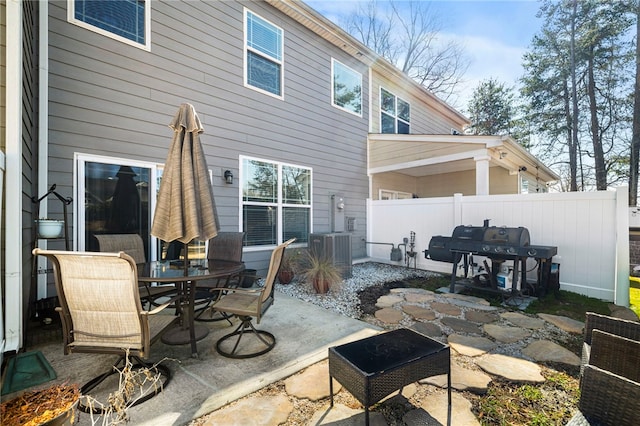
[328,328,451,425]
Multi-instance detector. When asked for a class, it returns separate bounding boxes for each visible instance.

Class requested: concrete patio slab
[18,292,380,425]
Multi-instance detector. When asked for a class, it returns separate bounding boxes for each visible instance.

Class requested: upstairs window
[380,88,410,134]
[245,9,283,98]
[241,157,311,247]
[332,59,362,116]
[69,0,150,50]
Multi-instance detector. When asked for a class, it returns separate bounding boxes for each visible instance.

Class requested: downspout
[5,0,24,353]
[37,0,49,299]
[366,68,373,256]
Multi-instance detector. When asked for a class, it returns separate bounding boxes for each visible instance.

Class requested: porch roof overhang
[368,134,560,184]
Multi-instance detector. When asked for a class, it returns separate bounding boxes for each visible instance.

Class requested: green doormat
[1,351,57,395]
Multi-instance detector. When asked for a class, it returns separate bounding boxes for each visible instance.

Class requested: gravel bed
[274,262,439,319]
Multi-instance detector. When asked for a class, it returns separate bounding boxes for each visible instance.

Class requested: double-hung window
[69,0,150,50]
[241,157,311,247]
[380,88,410,134]
[332,59,362,116]
[245,9,283,98]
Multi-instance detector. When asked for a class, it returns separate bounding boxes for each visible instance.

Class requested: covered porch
[368,134,560,200]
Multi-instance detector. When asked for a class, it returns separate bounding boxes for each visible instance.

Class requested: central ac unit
[308,233,352,278]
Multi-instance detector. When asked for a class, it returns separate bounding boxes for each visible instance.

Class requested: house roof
[368,133,560,184]
[268,0,557,184]
[266,0,470,127]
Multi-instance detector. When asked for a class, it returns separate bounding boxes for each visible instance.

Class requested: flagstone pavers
[417,391,481,426]
[421,362,492,394]
[500,311,546,329]
[284,360,341,401]
[401,304,436,320]
[483,323,532,342]
[465,310,499,323]
[202,395,293,426]
[476,354,545,383]
[410,321,443,337]
[375,294,404,308]
[230,286,609,425]
[537,313,584,334]
[374,307,404,324]
[522,340,581,366]
[430,301,462,316]
[308,403,387,425]
[441,317,482,334]
[447,334,497,356]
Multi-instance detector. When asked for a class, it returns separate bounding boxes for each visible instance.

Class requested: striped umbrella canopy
[151,103,218,249]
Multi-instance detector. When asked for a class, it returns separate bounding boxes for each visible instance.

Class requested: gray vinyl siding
[22,0,39,335]
[47,0,369,270]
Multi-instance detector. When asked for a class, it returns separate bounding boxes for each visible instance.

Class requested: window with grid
[332,59,362,116]
[245,9,283,97]
[380,88,410,134]
[241,157,311,247]
[70,0,149,49]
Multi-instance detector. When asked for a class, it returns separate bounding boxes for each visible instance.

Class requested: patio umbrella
[107,165,141,233]
[151,103,218,267]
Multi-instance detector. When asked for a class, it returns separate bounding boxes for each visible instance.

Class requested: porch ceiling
[368,134,560,183]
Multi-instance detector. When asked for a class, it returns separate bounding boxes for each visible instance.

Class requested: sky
[305,0,544,112]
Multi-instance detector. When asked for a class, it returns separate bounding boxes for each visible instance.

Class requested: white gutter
[5,0,24,353]
[37,0,50,299]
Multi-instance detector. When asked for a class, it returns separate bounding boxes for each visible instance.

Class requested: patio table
[138,259,244,358]
[329,328,451,425]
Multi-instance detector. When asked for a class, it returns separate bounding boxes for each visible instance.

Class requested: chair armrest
[142,294,181,316]
[577,364,640,425]
[589,329,640,382]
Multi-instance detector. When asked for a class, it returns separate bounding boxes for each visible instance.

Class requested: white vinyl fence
[366,187,629,305]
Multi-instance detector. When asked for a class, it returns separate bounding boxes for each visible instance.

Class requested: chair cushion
[213,292,260,317]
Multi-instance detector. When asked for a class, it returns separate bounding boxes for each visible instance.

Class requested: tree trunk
[569,0,579,191]
[631,1,640,205]
[587,51,607,190]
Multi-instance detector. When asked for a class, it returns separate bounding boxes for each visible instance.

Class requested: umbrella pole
[183,241,199,357]
[183,242,189,275]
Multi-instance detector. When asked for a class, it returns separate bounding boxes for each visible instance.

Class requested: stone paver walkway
[202,288,638,425]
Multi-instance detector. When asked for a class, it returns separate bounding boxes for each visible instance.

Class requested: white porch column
[474,155,491,195]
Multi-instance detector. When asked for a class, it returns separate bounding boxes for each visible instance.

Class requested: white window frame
[379,189,413,200]
[68,0,151,51]
[331,58,363,117]
[244,8,284,100]
[239,155,312,251]
[74,153,161,257]
[380,87,410,134]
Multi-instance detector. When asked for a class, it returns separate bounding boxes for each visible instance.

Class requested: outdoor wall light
[224,170,233,184]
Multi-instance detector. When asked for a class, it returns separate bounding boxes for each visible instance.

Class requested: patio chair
[209,238,295,358]
[588,329,640,383]
[193,231,245,321]
[32,248,179,413]
[566,365,640,426]
[94,233,178,308]
[581,312,640,375]
[567,332,640,426]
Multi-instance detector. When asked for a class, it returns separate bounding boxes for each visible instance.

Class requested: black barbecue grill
[425,220,558,297]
